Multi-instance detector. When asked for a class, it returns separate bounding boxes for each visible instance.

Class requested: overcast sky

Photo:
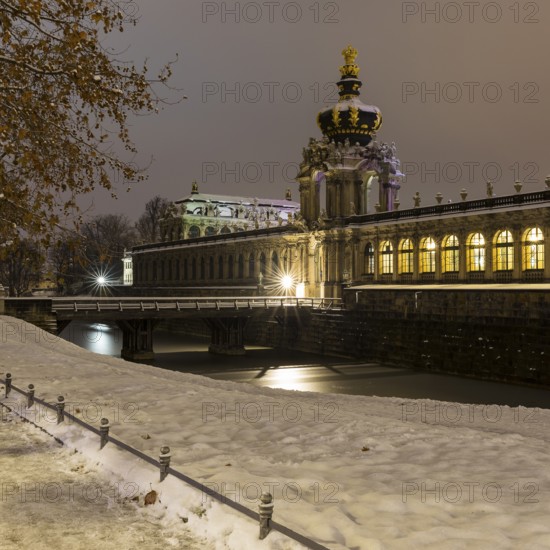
[90,0,550,219]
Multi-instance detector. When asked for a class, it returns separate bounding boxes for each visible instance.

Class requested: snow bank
[1,315,549,549]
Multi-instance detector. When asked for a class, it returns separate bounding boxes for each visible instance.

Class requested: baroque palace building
[131,47,550,298]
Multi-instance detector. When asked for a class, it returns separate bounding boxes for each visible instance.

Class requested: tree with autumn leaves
[0,0,178,249]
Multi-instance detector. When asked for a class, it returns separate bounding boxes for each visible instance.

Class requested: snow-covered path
[0,411,212,550]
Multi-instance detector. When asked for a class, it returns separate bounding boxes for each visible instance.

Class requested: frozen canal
[0,411,212,550]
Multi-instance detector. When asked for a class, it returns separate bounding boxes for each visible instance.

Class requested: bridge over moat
[1,296,343,360]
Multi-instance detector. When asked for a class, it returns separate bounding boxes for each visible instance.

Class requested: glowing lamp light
[281,275,294,290]
[97,276,107,285]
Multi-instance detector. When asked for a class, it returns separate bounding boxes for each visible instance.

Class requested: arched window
[220,226,231,234]
[467,233,485,272]
[442,235,459,273]
[191,258,197,280]
[183,259,188,281]
[398,239,414,274]
[238,254,244,278]
[420,237,436,273]
[248,253,255,278]
[379,241,394,275]
[259,252,266,276]
[209,256,215,279]
[175,260,180,280]
[272,251,279,273]
[228,255,234,279]
[188,225,200,239]
[205,226,216,237]
[493,230,514,271]
[523,227,545,270]
[167,259,172,280]
[152,261,157,281]
[200,257,206,280]
[364,243,375,274]
[218,255,224,279]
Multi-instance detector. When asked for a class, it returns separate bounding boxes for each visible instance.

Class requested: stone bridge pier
[204,317,248,355]
[116,319,156,361]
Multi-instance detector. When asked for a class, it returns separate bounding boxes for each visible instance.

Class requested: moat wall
[152,288,550,387]
[256,288,549,387]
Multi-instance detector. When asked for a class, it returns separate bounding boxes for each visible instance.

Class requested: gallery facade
[131,47,550,298]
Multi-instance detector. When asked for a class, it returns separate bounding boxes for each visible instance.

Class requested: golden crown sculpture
[340,45,360,78]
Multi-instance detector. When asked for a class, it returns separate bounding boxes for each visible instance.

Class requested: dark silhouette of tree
[0,239,43,296]
[136,196,171,243]
[81,213,137,281]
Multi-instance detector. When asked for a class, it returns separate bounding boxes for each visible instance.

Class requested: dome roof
[317,46,382,146]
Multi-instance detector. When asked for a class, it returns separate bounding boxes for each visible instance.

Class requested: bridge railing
[51,296,343,314]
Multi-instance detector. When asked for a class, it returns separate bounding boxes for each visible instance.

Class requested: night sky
[91,0,550,219]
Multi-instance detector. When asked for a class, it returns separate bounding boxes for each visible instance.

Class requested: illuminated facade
[131,47,550,297]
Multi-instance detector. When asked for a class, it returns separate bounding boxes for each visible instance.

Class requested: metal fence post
[27,384,35,408]
[159,446,171,482]
[56,396,65,424]
[5,373,12,398]
[259,492,274,540]
[99,418,110,449]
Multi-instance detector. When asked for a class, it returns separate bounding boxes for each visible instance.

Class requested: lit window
[420,237,436,273]
[467,233,485,272]
[494,230,514,271]
[523,227,545,270]
[364,243,375,274]
[398,239,414,274]
[442,235,460,273]
[379,241,394,275]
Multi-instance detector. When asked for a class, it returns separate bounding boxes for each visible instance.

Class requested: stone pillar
[117,319,155,361]
[513,229,522,281]
[205,317,248,355]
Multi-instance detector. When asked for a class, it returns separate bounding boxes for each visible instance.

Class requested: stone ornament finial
[191,180,199,194]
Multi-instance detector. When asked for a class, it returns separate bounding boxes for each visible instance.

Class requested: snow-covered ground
[0,411,212,550]
[1,315,550,549]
